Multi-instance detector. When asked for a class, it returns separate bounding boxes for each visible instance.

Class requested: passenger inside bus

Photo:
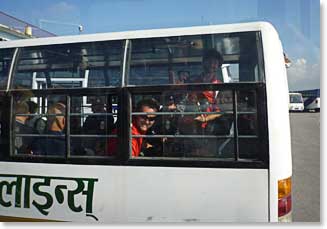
[169,70,190,86]
[141,113,163,157]
[82,98,114,156]
[164,49,224,157]
[25,100,46,134]
[152,49,230,157]
[14,101,36,154]
[32,102,66,156]
[192,48,223,127]
[107,98,159,157]
[162,70,190,135]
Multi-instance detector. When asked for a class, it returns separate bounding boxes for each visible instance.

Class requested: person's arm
[131,138,141,157]
[194,113,222,123]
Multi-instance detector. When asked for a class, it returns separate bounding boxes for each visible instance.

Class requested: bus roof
[292,89,320,97]
[0,21,277,49]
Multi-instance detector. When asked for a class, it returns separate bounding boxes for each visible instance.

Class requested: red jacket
[107,122,144,157]
[192,77,221,128]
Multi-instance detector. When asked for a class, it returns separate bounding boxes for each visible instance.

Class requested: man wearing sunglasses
[107,98,159,157]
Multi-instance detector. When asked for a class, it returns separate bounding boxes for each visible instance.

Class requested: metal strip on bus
[66,95,71,159]
[6,48,19,92]
[232,89,239,161]
[121,39,130,87]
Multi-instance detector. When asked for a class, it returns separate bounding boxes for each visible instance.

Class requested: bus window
[289,93,303,103]
[0,97,7,157]
[0,48,14,90]
[128,35,203,85]
[0,49,13,156]
[225,63,239,82]
[12,41,124,90]
[128,32,264,86]
[237,89,261,160]
[70,94,117,156]
[11,93,119,158]
[127,31,265,160]
[129,87,263,160]
[12,95,67,156]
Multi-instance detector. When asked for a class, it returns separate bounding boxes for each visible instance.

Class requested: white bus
[0,21,292,222]
[289,92,304,112]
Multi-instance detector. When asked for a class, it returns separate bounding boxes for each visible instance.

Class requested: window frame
[124,83,269,169]
[11,40,125,90]
[7,87,123,165]
[4,82,269,169]
[126,31,266,86]
[1,30,269,169]
[0,48,15,91]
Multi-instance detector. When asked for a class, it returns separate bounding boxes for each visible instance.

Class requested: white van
[289,93,304,112]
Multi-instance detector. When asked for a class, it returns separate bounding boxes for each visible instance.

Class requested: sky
[0,0,321,91]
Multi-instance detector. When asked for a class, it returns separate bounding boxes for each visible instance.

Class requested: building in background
[0,11,55,40]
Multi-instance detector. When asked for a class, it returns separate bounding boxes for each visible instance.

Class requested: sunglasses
[139,115,156,122]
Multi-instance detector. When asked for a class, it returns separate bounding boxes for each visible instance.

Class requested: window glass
[12,93,118,158]
[289,94,303,103]
[0,96,7,156]
[12,41,124,89]
[0,48,14,90]
[236,89,260,160]
[13,95,67,156]
[7,33,265,163]
[128,32,264,86]
[127,87,262,160]
[225,63,239,82]
[70,95,118,157]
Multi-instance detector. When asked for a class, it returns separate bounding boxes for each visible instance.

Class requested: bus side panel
[0,162,268,222]
[122,166,268,222]
[261,23,293,221]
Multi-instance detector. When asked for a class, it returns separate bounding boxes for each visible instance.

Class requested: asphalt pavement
[289,112,320,222]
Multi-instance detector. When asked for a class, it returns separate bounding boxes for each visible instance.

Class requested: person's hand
[145,142,153,149]
[168,103,177,111]
[194,115,206,123]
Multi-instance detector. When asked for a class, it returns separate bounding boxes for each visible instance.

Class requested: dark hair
[203,49,223,67]
[92,97,104,105]
[136,98,160,112]
[26,101,38,113]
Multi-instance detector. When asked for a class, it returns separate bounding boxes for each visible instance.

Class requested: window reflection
[128,32,263,86]
[70,95,117,156]
[0,49,14,90]
[130,88,259,160]
[13,41,123,89]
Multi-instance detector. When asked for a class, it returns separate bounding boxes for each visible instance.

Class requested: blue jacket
[32,130,65,156]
